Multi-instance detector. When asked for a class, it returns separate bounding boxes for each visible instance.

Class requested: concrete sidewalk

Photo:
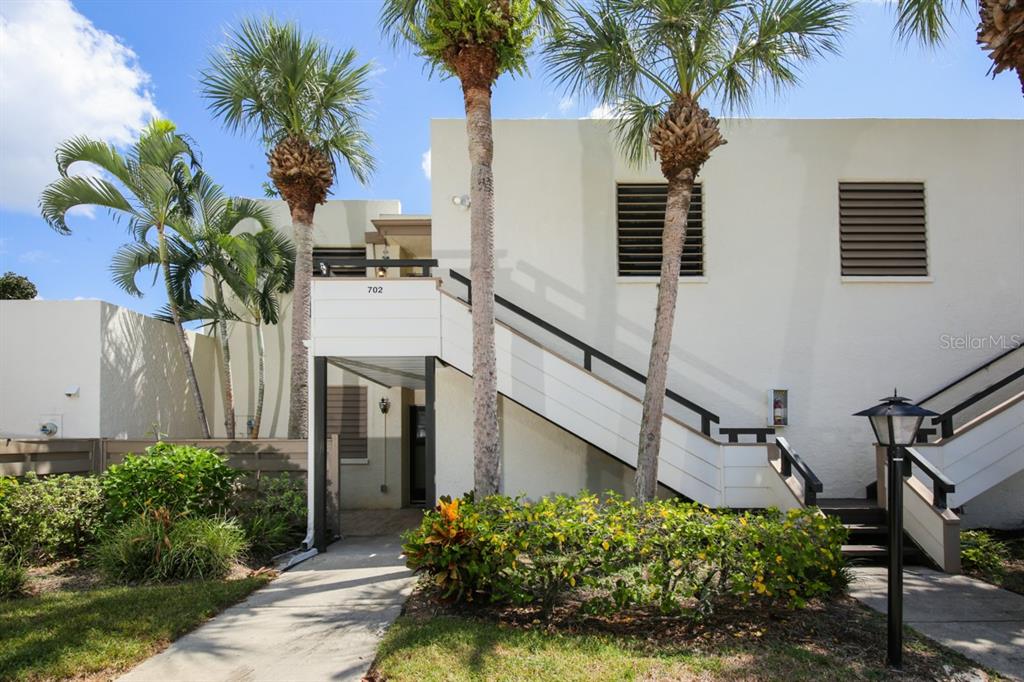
[119,535,415,682]
[850,566,1024,680]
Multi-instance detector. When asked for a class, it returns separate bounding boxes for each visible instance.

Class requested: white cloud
[0,0,159,213]
[587,103,616,119]
[19,249,57,264]
[557,96,575,113]
[421,148,431,181]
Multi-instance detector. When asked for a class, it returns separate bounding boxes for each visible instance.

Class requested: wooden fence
[0,436,348,535]
[0,438,314,479]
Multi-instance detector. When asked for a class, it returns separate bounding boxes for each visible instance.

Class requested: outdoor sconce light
[378,397,391,414]
[64,385,80,398]
[854,390,937,670]
[451,194,471,209]
[376,247,390,278]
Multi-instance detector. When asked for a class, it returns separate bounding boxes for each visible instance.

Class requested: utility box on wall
[770,389,789,427]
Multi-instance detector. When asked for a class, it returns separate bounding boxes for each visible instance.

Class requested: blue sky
[0,0,1019,318]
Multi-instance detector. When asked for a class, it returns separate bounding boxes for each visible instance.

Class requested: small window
[617,183,704,277]
[326,385,367,461]
[839,182,927,277]
[314,247,366,278]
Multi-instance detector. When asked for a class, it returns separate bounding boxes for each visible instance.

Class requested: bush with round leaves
[102,442,241,525]
[403,493,847,618]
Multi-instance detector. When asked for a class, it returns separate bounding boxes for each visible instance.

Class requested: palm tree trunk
[157,226,211,439]
[287,204,314,439]
[252,320,267,439]
[463,81,501,496]
[634,170,695,501]
[213,281,236,439]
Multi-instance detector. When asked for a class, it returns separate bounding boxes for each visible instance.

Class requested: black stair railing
[448,269,779,442]
[900,447,955,510]
[929,366,1024,439]
[916,344,1024,440]
[313,256,438,278]
[775,437,823,506]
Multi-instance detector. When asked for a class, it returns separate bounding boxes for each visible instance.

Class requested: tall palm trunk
[157,226,212,439]
[461,70,501,496]
[287,204,314,439]
[213,281,236,438]
[634,171,694,501]
[252,320,267,439]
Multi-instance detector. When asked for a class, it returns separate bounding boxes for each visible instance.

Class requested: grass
[0,575,270,681]
[369,590,999,681]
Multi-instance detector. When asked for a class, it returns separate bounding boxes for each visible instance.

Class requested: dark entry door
[409,406,427,506]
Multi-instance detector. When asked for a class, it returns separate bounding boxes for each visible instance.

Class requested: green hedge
[102,443,241,526]
[0,473,104,563]
[403,494,847,617]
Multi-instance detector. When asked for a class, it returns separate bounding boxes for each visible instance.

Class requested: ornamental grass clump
[403,493,847,618]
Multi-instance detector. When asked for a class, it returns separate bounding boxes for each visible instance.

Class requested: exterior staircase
[820,498,926,565]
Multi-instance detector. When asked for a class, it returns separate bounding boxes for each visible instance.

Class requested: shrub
[102,443,241,525]
[403,493,847,618]
[0,473,104,563]
[95,509,246,583]
[0,556,27,599]
[232,474,307,563]
[961,530,1009,581]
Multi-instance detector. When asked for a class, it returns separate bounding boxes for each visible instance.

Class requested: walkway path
[119,535,415,682]
[849,566,1024,680]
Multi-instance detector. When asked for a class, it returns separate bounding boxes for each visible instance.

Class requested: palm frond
[110,241,161,297]
[39,176,134,235]
[893,0,969,44]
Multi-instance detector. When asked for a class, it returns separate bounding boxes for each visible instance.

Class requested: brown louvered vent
[314,247,366,278]
[326,385,367,460]
[839,182,927,277]
[617,183,703,277]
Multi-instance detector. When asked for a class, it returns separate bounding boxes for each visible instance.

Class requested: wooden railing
[902,446,956,510]
[775,437,824,506]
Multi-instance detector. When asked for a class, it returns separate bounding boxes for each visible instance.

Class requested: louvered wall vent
[326,385,367,460]
[839,182,927,277]
[617,183,704,277]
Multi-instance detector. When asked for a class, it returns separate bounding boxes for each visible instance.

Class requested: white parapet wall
[0,300,222,440]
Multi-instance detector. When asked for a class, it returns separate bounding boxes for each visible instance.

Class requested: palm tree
[380,0,561,496]
[201,17,376,439]
[547,0,850,501]
[39,120,214,438]
[894,0,1023,93]
[111,173,275,439]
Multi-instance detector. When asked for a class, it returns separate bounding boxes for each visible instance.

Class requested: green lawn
[371,595,997,681]
[0,576,270,681]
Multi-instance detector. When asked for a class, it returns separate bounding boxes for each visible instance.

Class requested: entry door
[409,406,427,506]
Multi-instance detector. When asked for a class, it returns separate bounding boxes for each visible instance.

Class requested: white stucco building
[3,117,1021,566]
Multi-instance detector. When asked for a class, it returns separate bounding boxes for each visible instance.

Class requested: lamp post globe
[854,390,938,670]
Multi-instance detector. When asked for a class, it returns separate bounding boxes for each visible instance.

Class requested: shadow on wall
[100,303,223,439]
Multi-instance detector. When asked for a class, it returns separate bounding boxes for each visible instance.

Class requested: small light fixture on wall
[64,385,80,399]
[451,194,471,209]
[376,246,390,278]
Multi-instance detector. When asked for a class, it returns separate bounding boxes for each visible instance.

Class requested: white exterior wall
[435,364,658,500]
[0,300,222,439]
[0,300,102,439]
[431,118,1024,500]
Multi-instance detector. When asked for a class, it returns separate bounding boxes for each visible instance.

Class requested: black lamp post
[854,390,938,670]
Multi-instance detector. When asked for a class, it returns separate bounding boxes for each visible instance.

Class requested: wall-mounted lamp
[451,194,471,209]
[64,385,80,398]
[376,246,390,278]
